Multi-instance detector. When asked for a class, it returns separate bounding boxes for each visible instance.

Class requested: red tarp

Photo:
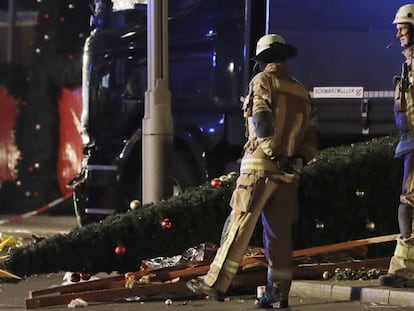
[57,87,83,195]
[0,87,20,187]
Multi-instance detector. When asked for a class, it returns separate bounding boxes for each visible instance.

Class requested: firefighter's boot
[380,234,414,288]
[255,282,289,309]
[186,278,225,301]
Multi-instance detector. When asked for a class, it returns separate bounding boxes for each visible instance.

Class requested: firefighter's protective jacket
[240,63,318,174]
[395,48,414,158]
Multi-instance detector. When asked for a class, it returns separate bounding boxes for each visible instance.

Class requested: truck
[72,0,406,226]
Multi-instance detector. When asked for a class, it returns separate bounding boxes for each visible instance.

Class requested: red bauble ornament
[80,273,91,281]
[210,178,222,187]
[124,272,134,279]
[161,218,172,230]
[70,273,81,283]
[115,245,126,255]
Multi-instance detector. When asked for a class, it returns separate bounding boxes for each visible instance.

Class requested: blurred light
[205,29,217,38]
[228,62,235,73]
[121,31,136,38]
[219,115,225,124]
[315,220,325,229]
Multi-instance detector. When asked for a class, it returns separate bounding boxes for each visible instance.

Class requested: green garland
[296,135,401,254]
[3,135,402,278]
[5,179,234,276]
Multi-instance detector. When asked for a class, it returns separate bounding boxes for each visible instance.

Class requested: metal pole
[142,0,173,204]
[6,0,16,63]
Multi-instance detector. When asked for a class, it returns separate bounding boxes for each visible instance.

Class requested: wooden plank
[292,234,398,258]
[24,256,392,309]
[29,259,212,298]
[25,234,398,309]
[25,281,189,309]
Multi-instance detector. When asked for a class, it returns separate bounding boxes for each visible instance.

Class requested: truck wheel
[172,150,203,194]
[73,184,128,227]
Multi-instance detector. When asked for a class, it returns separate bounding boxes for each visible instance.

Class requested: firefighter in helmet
[380,4,414,288]
[186,33,319,309]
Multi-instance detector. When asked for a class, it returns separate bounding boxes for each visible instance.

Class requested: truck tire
[74,149,203,227]
[73,184,128,227]
[172,150,203,195]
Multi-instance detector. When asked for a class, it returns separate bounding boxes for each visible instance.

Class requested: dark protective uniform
[204,62,319,298]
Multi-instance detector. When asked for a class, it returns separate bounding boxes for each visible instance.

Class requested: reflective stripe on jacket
[240,62,318,175]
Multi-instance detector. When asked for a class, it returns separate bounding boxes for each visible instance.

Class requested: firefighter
[186,34,319,309]
[379,4,414,288]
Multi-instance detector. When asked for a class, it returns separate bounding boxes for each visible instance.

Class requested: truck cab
[73,0,403,225]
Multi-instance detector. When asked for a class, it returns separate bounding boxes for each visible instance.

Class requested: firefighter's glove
[291,155,304,173]
[273,155,304,174]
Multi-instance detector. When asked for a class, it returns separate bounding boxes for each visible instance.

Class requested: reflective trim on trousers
[205,214,242,285]
[395,242,414,260]
[222,259,240,275]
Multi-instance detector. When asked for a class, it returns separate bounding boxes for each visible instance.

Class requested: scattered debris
[68,298,88,308]
[22,234,398,309]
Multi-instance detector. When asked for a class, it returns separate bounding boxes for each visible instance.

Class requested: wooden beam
[292,234,398,258]
[26,281,189,309]
[25,234,398,309]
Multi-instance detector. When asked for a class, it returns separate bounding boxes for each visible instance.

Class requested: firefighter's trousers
[388,152,414,278]
[204,172,298,294]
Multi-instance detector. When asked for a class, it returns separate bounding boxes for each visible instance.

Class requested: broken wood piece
[292,234,398,258]
[25,280,190,309]
[29,259,212,298]
[25,234,398,309]
[25,256,267,309]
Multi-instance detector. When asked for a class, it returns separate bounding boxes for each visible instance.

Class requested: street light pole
[6,0,16,63]
[142,0,173,204]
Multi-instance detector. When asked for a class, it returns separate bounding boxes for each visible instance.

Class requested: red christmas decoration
[161,218,172,230]
[115,245,126,255]
[210,177,222,187]
[80,273,91,281]
[124,272,134,279]
[70,273,81,283]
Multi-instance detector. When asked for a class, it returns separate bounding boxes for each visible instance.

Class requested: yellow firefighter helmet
[393,4,414,25]
[252,34,297,62]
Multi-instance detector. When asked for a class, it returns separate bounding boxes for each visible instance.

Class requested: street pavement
[1,215,414,310]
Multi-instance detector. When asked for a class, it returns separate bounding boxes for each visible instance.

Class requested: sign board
[312,87,364,99]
